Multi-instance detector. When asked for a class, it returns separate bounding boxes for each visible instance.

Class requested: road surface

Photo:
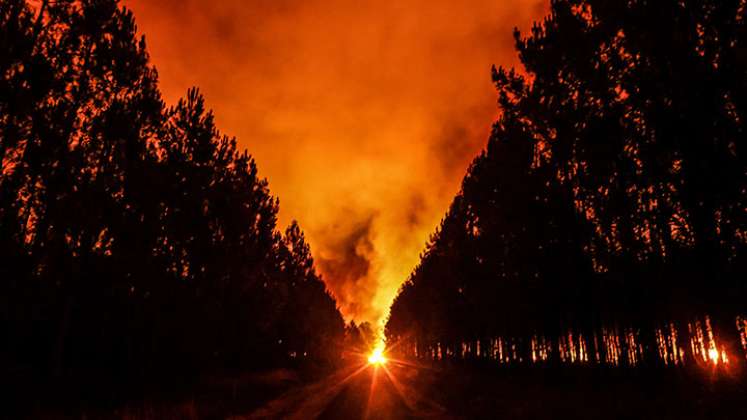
[238,359,447,419]
[236,358,747,420]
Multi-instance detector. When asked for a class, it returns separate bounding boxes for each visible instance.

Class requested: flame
[368,343,387,365]
[708,347,729,365]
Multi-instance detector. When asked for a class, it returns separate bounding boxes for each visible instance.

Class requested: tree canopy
[386,0,747,367]
[0,0,345,394]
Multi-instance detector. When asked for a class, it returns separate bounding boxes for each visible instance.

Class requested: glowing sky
[124,0,547,326]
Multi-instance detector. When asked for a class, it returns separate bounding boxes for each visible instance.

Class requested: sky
[123,0,548,327]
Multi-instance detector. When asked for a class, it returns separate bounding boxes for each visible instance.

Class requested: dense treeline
[0,0,344,393]
[387,0,747,367]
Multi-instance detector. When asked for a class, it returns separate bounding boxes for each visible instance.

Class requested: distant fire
[368,345,387,365]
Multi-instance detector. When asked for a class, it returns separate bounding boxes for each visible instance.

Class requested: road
[238,358,447,419]
[235,357,747,420]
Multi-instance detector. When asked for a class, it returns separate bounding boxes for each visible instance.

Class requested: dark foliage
[0,0,344,401]
[343,321,378,356]
[386,0,747,367]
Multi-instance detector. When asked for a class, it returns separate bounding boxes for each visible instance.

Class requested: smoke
[124,0,548,326]
[315,211,378,320]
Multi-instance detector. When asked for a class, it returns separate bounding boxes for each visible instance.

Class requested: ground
[236,358,747,419]
[21,358,747,418]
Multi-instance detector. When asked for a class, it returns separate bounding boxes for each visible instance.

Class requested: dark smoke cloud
[315,212,378,321]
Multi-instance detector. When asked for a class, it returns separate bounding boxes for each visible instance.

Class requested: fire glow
[368,346,387,365]
[123,0,548,327]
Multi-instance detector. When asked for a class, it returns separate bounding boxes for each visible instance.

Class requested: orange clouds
[123,0,547,326]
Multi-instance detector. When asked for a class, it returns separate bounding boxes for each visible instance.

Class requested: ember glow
[123,0,548,325]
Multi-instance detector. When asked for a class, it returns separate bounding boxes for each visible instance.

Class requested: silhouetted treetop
[0,0,345,393]
[387,0,747,368]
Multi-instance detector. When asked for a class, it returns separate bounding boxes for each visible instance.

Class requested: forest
[386,0,747,368]
[5,0,747,417]
[0,0,347,406]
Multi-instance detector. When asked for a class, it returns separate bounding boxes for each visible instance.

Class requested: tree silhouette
[387,0,747,368]
[0,0,345,402]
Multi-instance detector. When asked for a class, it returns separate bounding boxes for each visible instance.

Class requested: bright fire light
[707,347,729,365]
[368,347,387,365]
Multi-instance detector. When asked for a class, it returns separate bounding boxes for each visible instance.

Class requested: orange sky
[124,0,547,327]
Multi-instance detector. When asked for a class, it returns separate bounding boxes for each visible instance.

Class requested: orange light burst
[368,347,387,365]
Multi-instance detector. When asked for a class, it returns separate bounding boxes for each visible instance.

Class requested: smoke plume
[124,0,548,325]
